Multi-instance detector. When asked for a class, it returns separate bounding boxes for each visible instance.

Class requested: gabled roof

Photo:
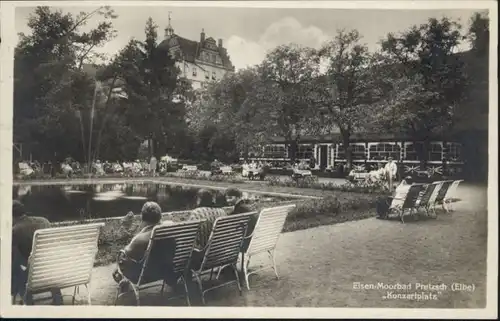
[158,34,235,71]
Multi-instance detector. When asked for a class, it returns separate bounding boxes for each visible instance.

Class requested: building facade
[159,19,235,90]
[244,133,466,179]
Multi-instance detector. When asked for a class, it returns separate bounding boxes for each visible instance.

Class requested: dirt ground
[26,183,487,308]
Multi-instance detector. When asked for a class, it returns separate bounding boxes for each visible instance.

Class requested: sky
[14,5,482,70]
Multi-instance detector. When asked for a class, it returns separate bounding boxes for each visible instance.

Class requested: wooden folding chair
[22,223,104,305]
[237,204,296,290]
[190,212,254,305]
[415,182,439,218]
[114,220,202,306]
[389,184,425,223]
[432,180,454,213]
[443,179,464,212]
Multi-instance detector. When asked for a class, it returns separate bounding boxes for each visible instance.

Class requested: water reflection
[12,183,282,222]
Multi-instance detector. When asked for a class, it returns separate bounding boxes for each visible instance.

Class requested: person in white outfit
[384,157,398,190]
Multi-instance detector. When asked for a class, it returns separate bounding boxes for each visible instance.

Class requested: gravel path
[31,183,487,308]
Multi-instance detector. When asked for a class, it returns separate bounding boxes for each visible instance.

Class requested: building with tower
[158,14,235,90]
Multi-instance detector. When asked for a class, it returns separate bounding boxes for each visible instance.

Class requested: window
[216,56,222,64]
[263,145,286,158]
[405,142,442,161]
[205,71,209,80]
[212,71,216,80]
[428,143,443,161]
[192,67,197,77]
[369,143,400,160]
[336,144,366,160]
[352,144,366,160]
[405,143,421,161]
[296,145,314,160]
[445,142,461,161]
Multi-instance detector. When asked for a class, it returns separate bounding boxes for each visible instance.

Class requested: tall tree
[252,44,321,162]
[106,17,188,159]
[317,29,375,170]
[377,17,467,168]
[468,11,489,56]
[14,6,117,162]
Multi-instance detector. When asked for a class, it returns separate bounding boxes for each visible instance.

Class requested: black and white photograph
[0,1,497,318]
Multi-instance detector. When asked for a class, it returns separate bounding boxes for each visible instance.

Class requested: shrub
[266,176,391,195]
[283,195,377,232]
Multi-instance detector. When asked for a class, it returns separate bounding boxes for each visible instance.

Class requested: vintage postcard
[0,0,497,319]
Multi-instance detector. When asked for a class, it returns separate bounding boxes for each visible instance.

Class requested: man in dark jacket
[11,200,63,305]
[113,202,177,293]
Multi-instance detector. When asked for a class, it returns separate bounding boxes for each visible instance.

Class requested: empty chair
[114,220,202,306]
[190,212,255,305]
[432,180,454,213]
[443,179,464,211]
[415,182,439,217]
[239,204,296,290]
[23,223,104,305]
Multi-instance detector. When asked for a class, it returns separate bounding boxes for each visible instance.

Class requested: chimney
[200,28,205,43]
[218,38,223,48]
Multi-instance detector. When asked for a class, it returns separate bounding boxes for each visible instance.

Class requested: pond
[12,183,291,222]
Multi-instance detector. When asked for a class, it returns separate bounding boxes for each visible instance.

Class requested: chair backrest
[247,204,296,256]
[138,220,202,285]
[435,180,454,203]
[389,184,412,210]
[402,184,425,209]
[26,223,104,293]
[445,179,463,200]
[417,183,438,208]
[428,181,444,205]
[199,212,255,271]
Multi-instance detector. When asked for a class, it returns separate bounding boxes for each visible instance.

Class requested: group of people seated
[11,187,258,305]
[112,188,258,295]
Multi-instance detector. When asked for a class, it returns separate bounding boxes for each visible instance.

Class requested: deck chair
[22,223,104,305]
[190,212,254,305]
[114,220,202,306]
[238,204,296,290]
[432,180,454,213]
[414,182,439,217]
[389,184,424,223]
[443,179,464,212]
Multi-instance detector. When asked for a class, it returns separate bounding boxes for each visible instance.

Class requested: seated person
[187,189,228,268]
[113,202,177,291]
[231,198,260,253]
[375,176,414,219]
[12,200,62,305]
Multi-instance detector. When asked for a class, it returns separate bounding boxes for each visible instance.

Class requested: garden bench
[389,184,425,223]
[443,179,464,211]
[21,223,104,305]
[190,212,254,305]
[237,204,296,290]
[114,220,202,306]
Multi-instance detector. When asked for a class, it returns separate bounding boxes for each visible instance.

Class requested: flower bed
[266,176,391,195]
[163,171,247,184]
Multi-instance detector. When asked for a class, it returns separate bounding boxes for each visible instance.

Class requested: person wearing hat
[112,202,177,293]
[11,200,62,304]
